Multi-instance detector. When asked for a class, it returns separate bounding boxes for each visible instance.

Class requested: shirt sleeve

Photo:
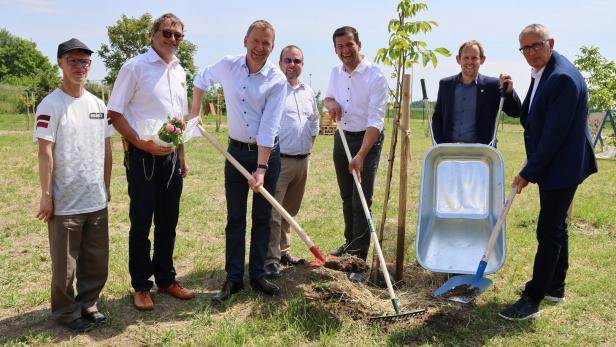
[33,97,59,143]
[257,75,286,147]
[325,67,337,99]
[107,61,137,115]
[193,56,228,91]
[102,103,114,138]
[366,68,388,132]
[309,89,320,137]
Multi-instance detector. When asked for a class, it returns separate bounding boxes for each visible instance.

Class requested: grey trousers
[48,207,109,323]
[266,156,310,265]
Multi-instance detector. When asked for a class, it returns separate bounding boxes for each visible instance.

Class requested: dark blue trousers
[224,144,280,283]
[124,146,182,291]
[524,185,577,305]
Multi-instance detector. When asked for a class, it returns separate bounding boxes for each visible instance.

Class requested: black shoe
[499,297,540,320]
[281,253,306,266]
[212,280,244,303]
[330,244,347,257]
[544,289,565,303]
[83,311,106,324]
[348,272,366,283]
[264,263,280,279]
[250,276,280,296]
[63,317,93,333]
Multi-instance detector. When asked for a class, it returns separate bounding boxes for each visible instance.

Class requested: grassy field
[0,113,614,346]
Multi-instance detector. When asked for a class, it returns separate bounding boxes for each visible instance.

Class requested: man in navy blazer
[432,40,521,145]
[499,24,598,321]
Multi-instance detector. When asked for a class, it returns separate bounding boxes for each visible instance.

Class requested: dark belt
[281,153,310,159]
[343,130,366,137]
[228,137,278,151]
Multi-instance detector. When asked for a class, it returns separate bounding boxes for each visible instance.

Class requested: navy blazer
[519,51,598,190]
[432,73,521,145]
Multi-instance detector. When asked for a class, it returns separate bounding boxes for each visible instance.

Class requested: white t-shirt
[33,89,114,215]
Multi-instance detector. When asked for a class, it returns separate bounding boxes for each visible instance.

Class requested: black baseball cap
[57,38,93,58]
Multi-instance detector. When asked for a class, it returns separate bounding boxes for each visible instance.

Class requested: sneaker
[330,244,347,257]
[544,291,565,303]
[264,263,280,279]
[516,286,565,303]
[499,297,540,320]
[348,272,366,283]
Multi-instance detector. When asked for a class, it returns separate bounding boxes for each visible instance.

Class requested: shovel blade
[433,275,492,304]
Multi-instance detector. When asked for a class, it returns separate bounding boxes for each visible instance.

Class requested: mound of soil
[324,255,369,273]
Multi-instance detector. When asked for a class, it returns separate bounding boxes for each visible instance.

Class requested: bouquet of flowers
[137,115,199,148]
[157,115,187,147]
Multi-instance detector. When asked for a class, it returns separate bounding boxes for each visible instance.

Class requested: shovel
[196,124,326,265]
[433,184,518,303]
[336,123,425,321]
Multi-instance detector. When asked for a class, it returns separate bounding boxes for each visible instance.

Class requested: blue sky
[1,0,614,100]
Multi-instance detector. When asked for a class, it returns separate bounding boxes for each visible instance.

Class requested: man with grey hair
[191,20,286,302]
[108,13,196,311]
[499,24,597,320]
[263,45,319,278]
[432,40,521,144]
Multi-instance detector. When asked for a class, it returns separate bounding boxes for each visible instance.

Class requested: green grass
[0,114,614,346]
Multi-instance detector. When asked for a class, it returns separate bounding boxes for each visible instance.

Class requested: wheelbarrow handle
[196,124,325,262]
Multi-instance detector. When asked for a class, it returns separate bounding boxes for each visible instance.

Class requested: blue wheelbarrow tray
[415,143,506,275]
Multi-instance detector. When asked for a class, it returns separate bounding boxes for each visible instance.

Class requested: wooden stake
[396,74,411,282]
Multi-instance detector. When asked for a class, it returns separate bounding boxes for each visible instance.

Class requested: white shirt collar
[531,65,546,80]
[241,55,272,76]
[145,47,179,65]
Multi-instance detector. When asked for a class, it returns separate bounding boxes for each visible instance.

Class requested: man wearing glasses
[191,20,286,302]
[499,24,597,320]
[263,45,320,278]
[324,26,388,283]
[432,40,521,144]
[34,38,112,332]
[108,13,196,311]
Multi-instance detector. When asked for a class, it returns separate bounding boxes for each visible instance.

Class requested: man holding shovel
[191,20,286,301]
[499,24,597,320]
[264,45,320,278]
[324,26,388,283]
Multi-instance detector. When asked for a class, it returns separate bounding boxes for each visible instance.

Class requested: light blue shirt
[194,54,286,147]
[279,82,320,155]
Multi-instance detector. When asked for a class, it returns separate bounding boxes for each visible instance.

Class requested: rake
[336,123,425,322]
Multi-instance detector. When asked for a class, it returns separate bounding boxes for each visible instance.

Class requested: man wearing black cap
[34,38,113,332]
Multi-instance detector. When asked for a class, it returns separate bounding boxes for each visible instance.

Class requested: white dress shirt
[193,54,286,147]
[325,57,388,132]
[107,48,191,139]
[279,82,320,155]
[529,65,546,108]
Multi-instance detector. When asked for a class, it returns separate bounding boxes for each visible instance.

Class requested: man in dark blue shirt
[432,40,521,144]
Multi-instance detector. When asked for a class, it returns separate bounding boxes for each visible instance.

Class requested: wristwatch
[257,163,269,170]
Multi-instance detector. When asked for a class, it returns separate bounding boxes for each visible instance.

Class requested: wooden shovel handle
[482,184,518,262]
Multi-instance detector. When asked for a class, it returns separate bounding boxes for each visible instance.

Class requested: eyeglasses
[64,57,91,68]
[160,29,184,41]
[283,58,302,65]
[519,39,548,54]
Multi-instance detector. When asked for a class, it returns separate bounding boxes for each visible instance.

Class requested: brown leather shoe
[134,291,154,311]
[158,281,195,300]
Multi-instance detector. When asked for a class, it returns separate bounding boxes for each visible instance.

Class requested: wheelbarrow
[416,80,509,276]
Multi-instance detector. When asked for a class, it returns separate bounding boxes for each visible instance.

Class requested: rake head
[368,308,426,323]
